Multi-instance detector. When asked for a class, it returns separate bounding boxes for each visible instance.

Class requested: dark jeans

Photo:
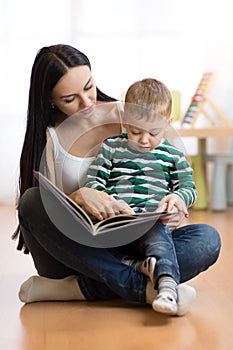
[18,187,221,303]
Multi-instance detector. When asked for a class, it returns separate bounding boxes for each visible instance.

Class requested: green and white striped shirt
[85,133,197,210]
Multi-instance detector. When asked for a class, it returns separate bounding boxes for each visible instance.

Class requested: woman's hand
[69,188,134,221]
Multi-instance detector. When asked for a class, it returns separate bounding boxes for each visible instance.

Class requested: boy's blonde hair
[124,78,172,121]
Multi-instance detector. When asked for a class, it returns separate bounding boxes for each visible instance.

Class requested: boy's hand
[158,194,189,218]
[157,194,188,227]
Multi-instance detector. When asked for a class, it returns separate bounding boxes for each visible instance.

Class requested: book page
[94,211,176,233]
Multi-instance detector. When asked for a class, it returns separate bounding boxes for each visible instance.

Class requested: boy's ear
[168,115,174,125]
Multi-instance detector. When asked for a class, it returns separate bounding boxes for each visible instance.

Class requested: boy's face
[124,113,171,153]
[125,124,165,153]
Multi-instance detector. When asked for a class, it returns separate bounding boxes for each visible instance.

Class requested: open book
[34,171,177,247]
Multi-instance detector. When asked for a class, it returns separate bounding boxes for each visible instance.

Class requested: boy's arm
[85,141,113,191]
[169,154,197,208]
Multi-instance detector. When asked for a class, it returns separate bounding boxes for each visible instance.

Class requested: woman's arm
[69,187,134,221]
[71,138,134,220]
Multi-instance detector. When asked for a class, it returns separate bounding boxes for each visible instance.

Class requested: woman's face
[51,65,97,117]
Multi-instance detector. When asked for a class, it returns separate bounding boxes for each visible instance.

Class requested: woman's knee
[204,224,221,260]
[18,187,42,221]
[192,224,221,265]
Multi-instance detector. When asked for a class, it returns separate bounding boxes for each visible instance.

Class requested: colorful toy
[181,72,232,127]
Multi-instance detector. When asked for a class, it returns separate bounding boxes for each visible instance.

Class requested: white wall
[1,0,233,203]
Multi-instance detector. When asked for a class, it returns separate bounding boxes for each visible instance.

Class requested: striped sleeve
[85,141,114,191]
[166,145,197,207]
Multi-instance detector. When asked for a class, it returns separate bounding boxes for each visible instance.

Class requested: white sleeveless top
[47,127,96,194]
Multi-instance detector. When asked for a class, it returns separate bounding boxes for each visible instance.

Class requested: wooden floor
[0,205,233,350]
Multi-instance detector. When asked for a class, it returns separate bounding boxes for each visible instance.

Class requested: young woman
[14,44,221,315]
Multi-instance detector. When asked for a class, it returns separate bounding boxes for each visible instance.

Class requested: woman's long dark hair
[12,44,116,253]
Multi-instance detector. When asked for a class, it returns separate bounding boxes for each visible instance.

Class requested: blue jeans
[122,221,180,285]
[18,188,221,303]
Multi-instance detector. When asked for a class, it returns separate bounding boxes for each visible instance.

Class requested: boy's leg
[129,221,180,284]
[152,275,178,315]
[129,221,180,314]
